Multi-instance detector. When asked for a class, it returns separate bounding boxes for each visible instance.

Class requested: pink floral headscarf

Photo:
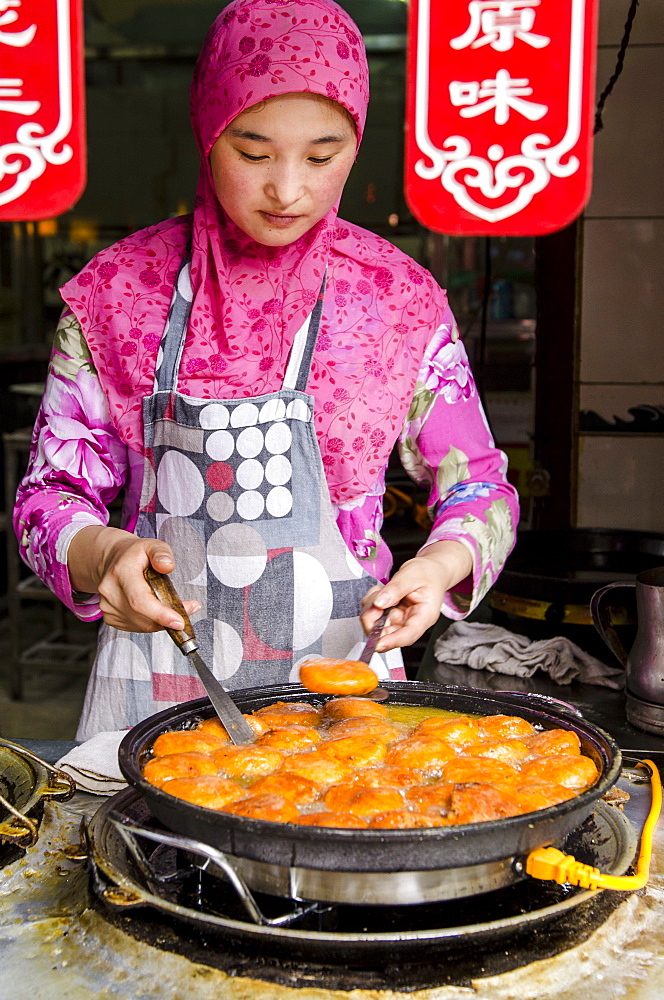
[61,0,447,503]
[184,0,369,397]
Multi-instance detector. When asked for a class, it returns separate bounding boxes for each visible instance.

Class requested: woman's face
[209,93,357,247]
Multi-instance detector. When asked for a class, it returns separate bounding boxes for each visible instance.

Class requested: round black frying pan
[118,682,621,874]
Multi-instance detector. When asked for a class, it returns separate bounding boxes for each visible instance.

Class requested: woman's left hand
[360,539,473,652]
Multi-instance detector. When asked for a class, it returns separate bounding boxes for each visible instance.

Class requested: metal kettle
[591,566,664,735]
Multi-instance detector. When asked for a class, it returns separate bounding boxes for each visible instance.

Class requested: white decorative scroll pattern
[415,0,584,223]
[0,0,74,209]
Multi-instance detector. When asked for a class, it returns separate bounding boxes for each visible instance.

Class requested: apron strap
[156,259,326,395]
[282,272,327,393]
[155,254,193,393]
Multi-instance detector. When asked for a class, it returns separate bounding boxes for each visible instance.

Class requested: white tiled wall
[585,46,664,219]
[580,218,664,384]
[578,436,664,531]
[598,2,664,45]
[576,0,664,533]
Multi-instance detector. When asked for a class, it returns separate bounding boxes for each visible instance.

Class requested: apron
[77,257,404,738]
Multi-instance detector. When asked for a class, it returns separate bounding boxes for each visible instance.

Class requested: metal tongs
[143,566,255,744]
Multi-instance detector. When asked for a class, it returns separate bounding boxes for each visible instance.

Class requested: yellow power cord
[526,759,662,891]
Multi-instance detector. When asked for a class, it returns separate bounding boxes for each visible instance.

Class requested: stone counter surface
[0,756,663,999]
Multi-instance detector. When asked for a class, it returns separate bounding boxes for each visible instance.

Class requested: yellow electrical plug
[526,759,662,891]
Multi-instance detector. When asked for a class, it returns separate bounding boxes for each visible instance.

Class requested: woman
[14,0,518,739]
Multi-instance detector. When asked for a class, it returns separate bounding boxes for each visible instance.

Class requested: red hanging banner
[405,0,600,236]
[0,0,85,220]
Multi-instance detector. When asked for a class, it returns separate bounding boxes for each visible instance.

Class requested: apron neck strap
[281,271,327,393]
[155,260,326,395]
[154,253,193,393]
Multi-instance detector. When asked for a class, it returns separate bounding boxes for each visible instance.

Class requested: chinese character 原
[451,1,550,53]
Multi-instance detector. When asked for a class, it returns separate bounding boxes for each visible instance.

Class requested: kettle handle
[590,582,636,667]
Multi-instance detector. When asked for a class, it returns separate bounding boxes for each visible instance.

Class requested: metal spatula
[356,609,391,701]
[143,566,255,744]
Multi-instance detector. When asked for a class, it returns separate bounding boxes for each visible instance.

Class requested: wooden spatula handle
[143,565,196,651]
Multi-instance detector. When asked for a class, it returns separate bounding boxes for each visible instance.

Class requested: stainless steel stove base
[208,851,518,904]
[87,783,640,953]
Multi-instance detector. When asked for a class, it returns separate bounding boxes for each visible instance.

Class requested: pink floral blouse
[14,303,519,621]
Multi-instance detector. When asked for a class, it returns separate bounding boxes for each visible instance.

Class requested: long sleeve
[399,304,519,618]
[13,310,131,619]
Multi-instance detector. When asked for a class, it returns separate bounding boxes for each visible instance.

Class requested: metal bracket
[0,737,76,801]
[108,812,321,927]
[0,791,39,847]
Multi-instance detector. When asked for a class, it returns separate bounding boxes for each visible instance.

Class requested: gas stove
[1,758,662,999]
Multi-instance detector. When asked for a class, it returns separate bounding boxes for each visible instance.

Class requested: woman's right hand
[67,525,200,633]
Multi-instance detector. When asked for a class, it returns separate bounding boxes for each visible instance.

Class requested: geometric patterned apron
[77,256,403,739]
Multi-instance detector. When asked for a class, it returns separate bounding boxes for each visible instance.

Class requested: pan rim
[119,682,622,844]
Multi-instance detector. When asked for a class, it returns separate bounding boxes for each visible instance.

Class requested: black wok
[118,682,621,874]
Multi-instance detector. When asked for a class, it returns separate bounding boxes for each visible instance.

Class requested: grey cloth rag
[434,622,624,690]
[56,730,127,795]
